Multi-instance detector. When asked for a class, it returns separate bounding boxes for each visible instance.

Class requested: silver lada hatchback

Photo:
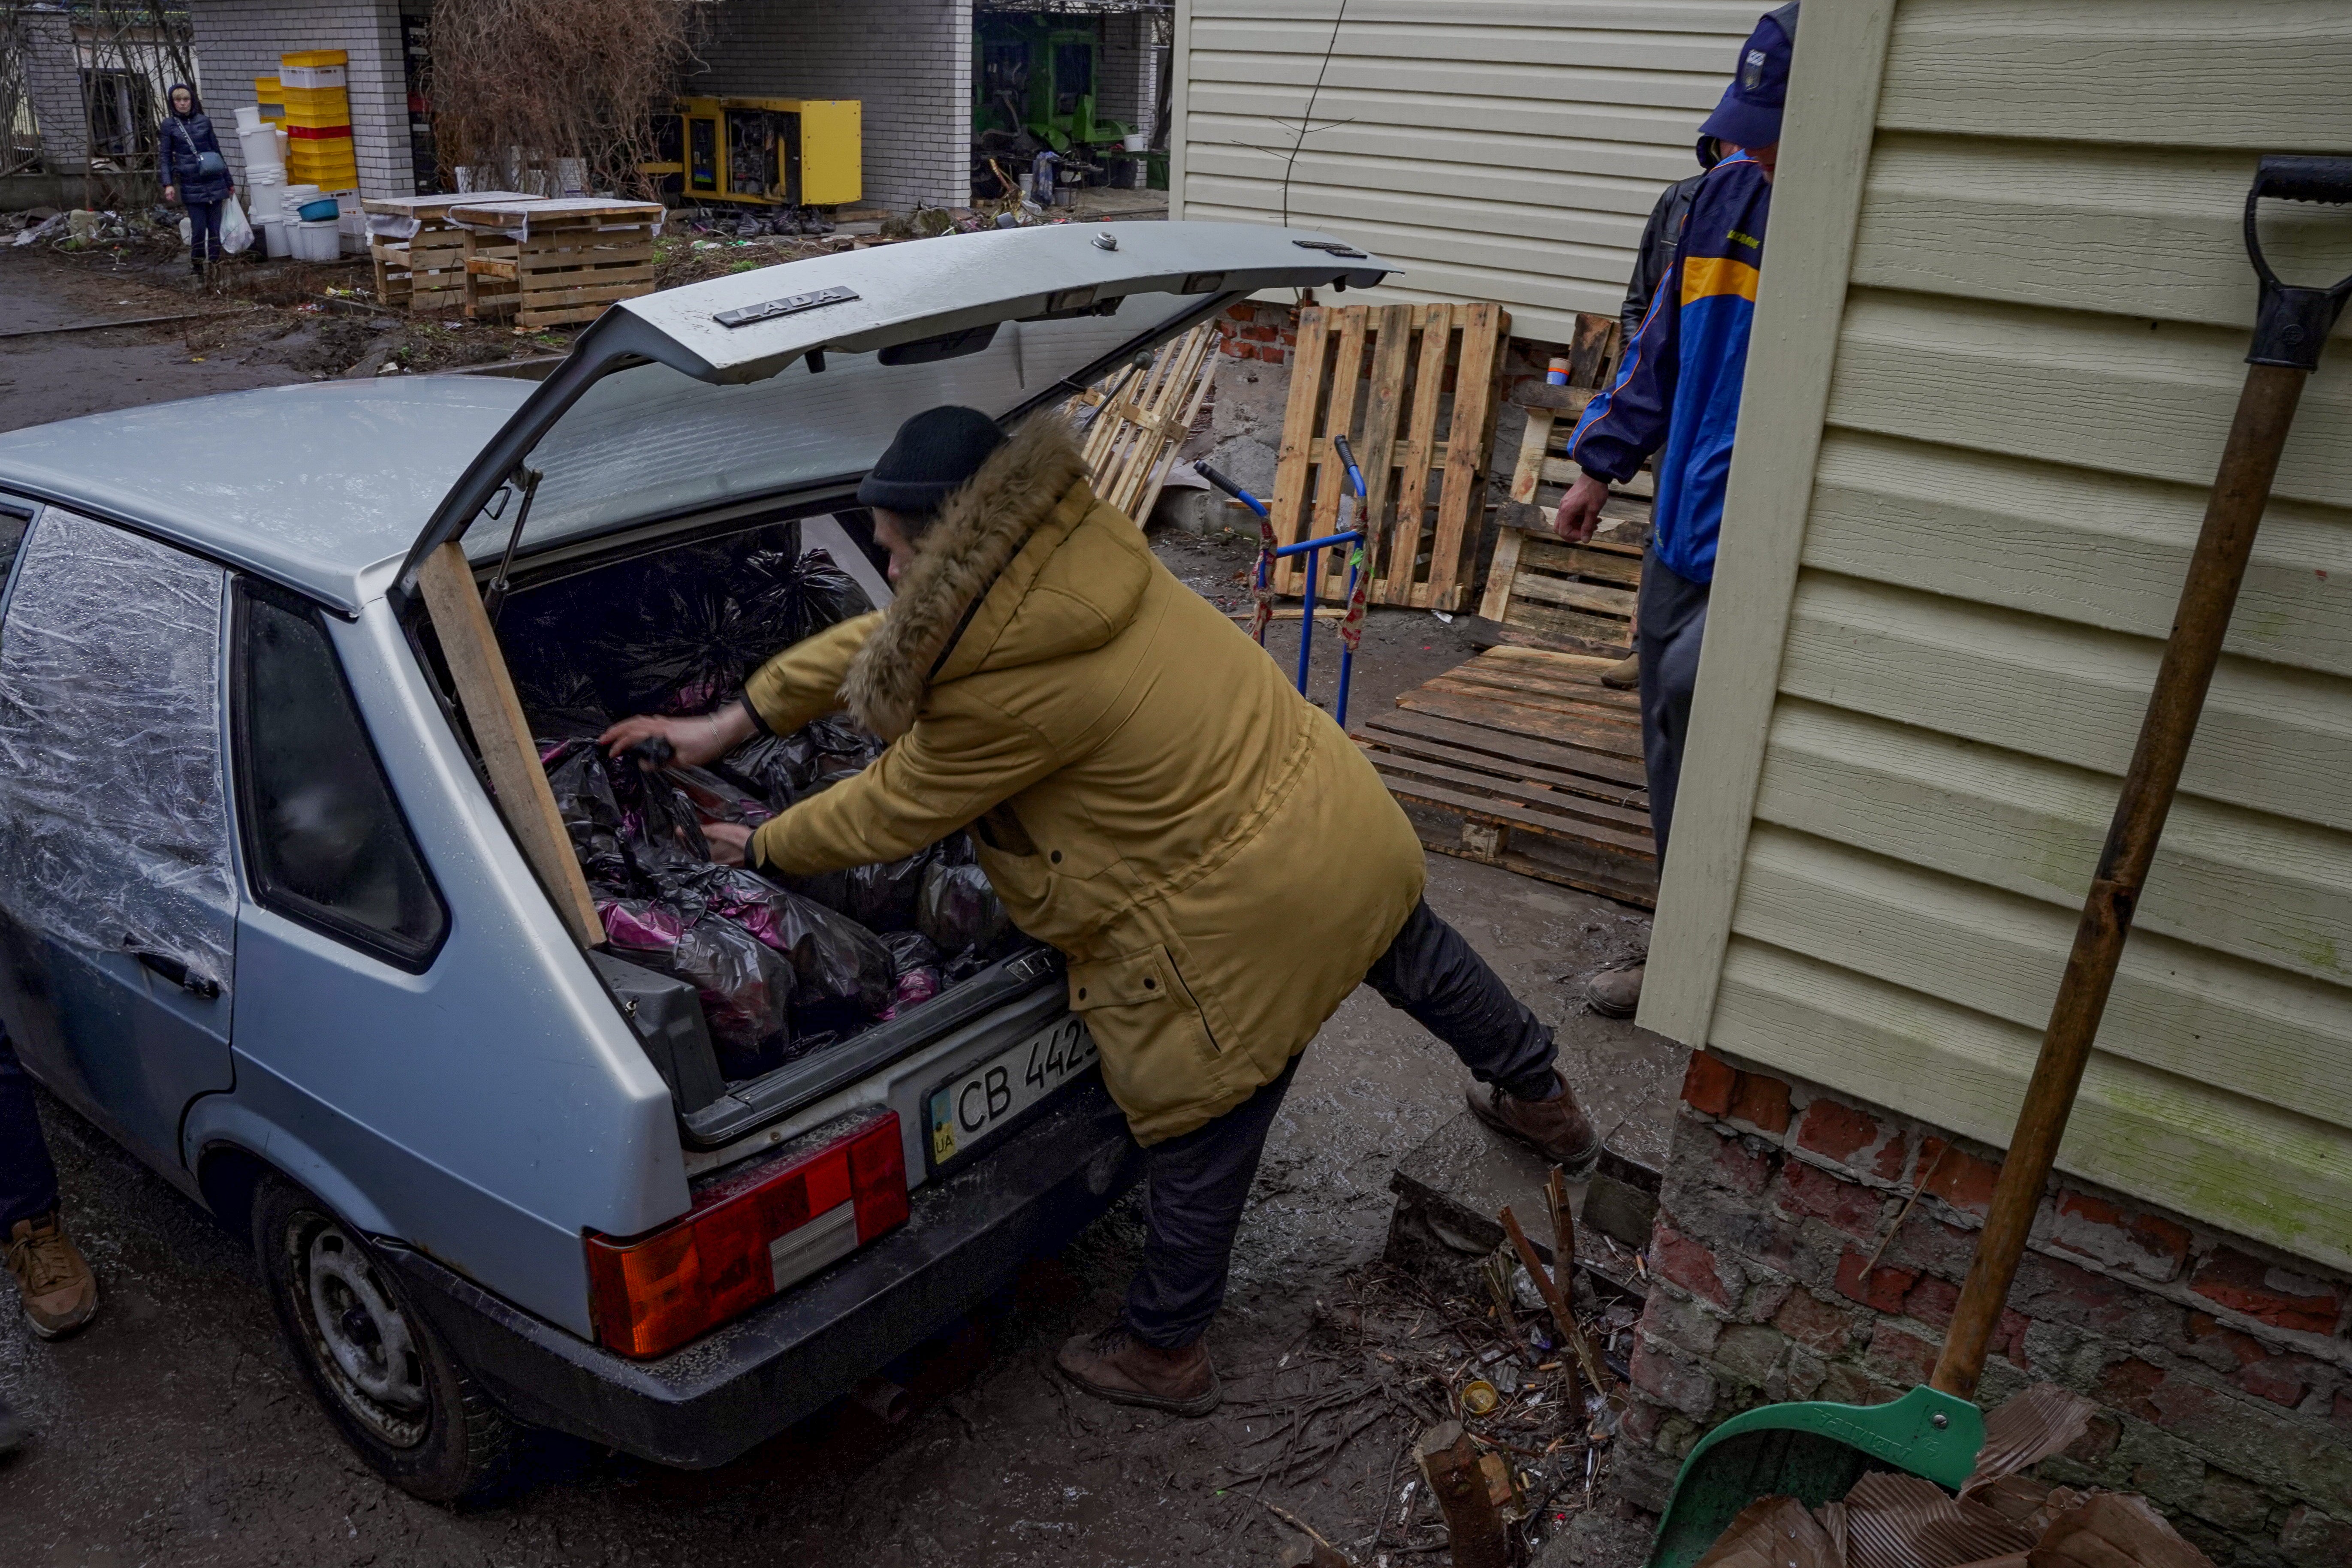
[0,223,1392,1500]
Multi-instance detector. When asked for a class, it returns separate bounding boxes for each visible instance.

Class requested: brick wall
[1613,1049,2352,1566]
[189,0,411,199]
[1216,299,1296,368]
[1098,12,1160,146]
[691,0,970,212]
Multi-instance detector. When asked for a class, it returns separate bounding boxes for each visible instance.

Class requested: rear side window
[234,582,448,971]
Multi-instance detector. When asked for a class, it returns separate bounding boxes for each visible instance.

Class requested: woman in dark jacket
[159,82,234,273]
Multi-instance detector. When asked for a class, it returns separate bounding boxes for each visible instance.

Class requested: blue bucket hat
[1700,3,1799,150]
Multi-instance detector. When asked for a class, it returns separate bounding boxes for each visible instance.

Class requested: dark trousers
[1124,899,1556,1347]
[0,1031,59,1233]
[187,199,225,265]
[1635,551,1710,860]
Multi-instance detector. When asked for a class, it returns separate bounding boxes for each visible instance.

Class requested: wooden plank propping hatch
[1354,645,1656,907]
[416,542,606,947]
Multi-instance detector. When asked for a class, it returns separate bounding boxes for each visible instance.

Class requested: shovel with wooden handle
[1646,154,2352,1568]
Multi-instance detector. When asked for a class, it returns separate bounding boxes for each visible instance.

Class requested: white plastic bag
[220,194,254,255]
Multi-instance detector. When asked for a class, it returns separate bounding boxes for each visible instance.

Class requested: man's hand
[598,703,755,770]
[701,821,755,868]
[163,185,178,204]
[1553,472,1610,543]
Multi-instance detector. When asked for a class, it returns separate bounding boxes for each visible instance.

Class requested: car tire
[250,1174,520,1503]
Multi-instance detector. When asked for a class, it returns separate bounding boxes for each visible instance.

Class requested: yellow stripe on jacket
[1681,254,1761,305]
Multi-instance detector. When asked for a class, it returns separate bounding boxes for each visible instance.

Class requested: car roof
[0,376,534,613]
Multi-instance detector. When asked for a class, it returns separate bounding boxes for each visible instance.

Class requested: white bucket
[235,104,263,134]
[239,125,281,168]
[248,178,286,224]
[1123,131,1149,153]
[274,127,291,164]
[260,219,289,259]
[280,183,320,214]
[289,219,340,262]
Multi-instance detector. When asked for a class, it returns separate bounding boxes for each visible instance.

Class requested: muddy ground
[0,247,1677,1568]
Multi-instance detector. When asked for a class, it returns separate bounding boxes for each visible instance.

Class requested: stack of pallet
[274,51,356,193]
[362,192,528,313]
[448,198,664,328]
[1475,323,1652,657]
[1352,645,1657,905]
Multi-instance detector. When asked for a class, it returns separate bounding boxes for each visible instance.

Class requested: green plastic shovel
[1645,154,2352,1568]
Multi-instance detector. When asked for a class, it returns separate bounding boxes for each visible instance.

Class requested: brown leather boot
[1055,1324,1221,1416]
[6,1211,97,1339]
[1585,962,1644,1019]
[1599,652,1640,690]
[1466,1069,1601,1173]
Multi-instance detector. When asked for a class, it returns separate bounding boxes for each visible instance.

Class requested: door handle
[129,947,221,1000]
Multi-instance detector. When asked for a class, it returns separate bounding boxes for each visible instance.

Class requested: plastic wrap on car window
[0,512,237,992]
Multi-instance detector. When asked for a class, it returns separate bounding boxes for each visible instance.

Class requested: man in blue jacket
[1556,3,1796,1018]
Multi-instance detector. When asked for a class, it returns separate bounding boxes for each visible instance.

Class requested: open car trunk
[398,222,1395,1152]
[500,510,1063,1149]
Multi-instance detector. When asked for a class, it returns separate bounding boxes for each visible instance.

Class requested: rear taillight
[585,1111,910,1358]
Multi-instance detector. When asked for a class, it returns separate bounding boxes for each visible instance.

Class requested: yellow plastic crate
[279,49,348,69]
[281,85,348,113]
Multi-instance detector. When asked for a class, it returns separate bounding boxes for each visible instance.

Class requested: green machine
[973,15,1132,156]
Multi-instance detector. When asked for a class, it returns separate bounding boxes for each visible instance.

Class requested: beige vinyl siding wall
[1644,0,2352,1270]
[1170,0,1759,344]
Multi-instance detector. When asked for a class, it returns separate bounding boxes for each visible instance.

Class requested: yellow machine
[640,97,861,207]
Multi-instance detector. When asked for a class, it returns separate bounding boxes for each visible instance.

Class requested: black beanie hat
[856,406,1007,514]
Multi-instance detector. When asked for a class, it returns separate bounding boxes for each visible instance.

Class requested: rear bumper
[384,1078,1142,1468]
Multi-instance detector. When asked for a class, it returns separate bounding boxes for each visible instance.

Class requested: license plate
[927,1014,1098,1168]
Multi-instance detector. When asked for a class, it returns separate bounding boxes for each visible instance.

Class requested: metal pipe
[1335,547,1361,728]
[850,1374,911,1425]
[1296,546,1318,691]
[1274,528,1363,556]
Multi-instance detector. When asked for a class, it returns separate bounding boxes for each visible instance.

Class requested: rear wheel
[250,1175,519,1503]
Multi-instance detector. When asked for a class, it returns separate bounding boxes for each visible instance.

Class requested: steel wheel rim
[289,1215,429,1447]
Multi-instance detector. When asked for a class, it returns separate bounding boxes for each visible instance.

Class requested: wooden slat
[1307,305,1371,598]
[1360,706,1647,791]
[1425,301,1508,610]
[1366,745,1651,832]
[1505,573,1638,619]
[1503,598,1638,652]
[1267,306,1331,596]
[1358,301,1416,586]
[1507,405,1556,507]
[1478,526,1523,621]
[415,544,603,949]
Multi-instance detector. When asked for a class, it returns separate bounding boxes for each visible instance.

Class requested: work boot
[1466,1069,1601,1173]
[6,1211,97,1339]
[0,1393,27,1457]
[1585,962,1644,1019]
[1599,651,1640,690]
[1055,1323,1221,1416]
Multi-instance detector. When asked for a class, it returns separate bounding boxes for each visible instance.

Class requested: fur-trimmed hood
[844,417,1143,737]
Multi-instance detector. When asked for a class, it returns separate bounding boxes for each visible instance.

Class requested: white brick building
[188,0,416,198]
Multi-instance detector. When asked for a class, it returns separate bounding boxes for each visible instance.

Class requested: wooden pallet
[1268,300,1510,612]
[1477,380,1655,657]
[1068,322,1218,525]
[449,198,664,329]
[363,192,528,314]
[1354,645,1656,906]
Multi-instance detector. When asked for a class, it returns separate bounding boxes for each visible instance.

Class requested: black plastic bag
[697,867,893,1029]
[667,917,794,1078]
[545,740,637,895]
[878,932,944,1021]
[600,895,790,1076]
[742,546,874,647]
[843,846,935,932]
[919,862,1013,960]
[715,717,881,813]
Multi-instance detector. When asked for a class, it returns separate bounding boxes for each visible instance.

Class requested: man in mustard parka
[602,407,1599,1415]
